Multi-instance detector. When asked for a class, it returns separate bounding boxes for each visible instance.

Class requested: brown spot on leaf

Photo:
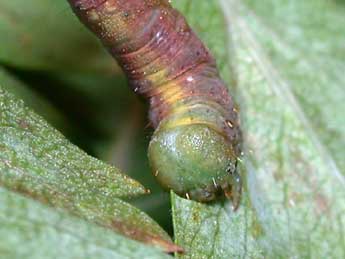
[111,219,184,253]
[18,119,30,129]
[192,211,200,222]
[315,193,330,215]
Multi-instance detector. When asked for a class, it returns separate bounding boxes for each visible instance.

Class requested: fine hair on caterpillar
[68,0,242,209]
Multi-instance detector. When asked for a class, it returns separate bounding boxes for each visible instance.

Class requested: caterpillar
[67,0,242,209]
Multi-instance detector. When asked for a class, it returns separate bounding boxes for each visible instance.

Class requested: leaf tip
[151,238,184,254]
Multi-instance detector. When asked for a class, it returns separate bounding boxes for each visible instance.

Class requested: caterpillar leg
[222,164,242,211]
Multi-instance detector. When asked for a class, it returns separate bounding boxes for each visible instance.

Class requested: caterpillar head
[148,121,242,209]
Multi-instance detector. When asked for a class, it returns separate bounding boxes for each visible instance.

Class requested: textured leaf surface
[172,0,345,258]
[0,0,118,73]
[240,0,345,176]
[0,67,65,129]
[0,187,171,259]
[0,87,176,251]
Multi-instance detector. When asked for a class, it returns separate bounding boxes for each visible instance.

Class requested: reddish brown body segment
[68,0,242,205]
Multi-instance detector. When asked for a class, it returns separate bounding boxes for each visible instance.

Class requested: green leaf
[0,67,65,129]
[0,0,118,73]
[0,87,179,252]
[172,191,263,259]
[0,187,171,259]
[239,0,345,176]
[172,0,345,258]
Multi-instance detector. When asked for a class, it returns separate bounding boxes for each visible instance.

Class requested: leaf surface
[0,187,171,259]
[0,67,65,129]
[0,86,177,252]
[172,0,345,258]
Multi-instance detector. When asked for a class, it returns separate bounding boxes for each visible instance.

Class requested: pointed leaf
[0,187,171,259]
[0,86,177,251]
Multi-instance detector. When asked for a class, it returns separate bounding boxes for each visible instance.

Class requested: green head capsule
[148,102,242,209]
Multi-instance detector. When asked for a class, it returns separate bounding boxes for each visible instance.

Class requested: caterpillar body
[68,0,242,208]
